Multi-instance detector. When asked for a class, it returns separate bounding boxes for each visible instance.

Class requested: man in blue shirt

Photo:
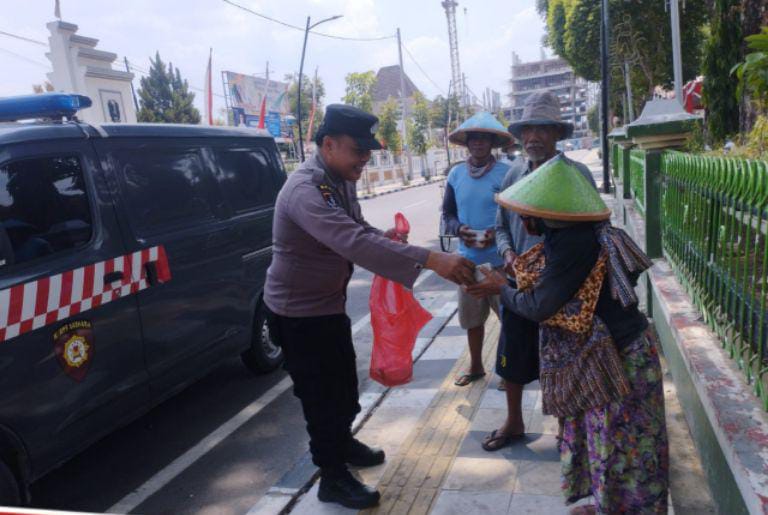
[442,112,513,386]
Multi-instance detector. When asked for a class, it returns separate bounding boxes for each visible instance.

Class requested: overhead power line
[402,44,445,96]
[0,30,47,46]
[222,0,395,41]
[0,47,51,69]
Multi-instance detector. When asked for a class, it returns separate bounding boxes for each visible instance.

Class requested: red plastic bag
[369,213,433,386]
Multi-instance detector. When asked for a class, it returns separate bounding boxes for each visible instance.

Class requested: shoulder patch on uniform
[317,184,340,208]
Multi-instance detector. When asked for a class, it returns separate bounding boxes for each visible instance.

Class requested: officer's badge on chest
[317,184,340,209]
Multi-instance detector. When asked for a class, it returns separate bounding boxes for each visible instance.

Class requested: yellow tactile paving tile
[361,318,500,515]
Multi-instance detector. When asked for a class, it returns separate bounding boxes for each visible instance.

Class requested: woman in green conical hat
[467,155,669,515]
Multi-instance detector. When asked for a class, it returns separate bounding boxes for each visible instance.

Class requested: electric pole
[396,28,412,182]
[600,0,611,194]
[669,0,684,104]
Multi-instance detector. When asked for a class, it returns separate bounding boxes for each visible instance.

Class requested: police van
[0,93,285,504]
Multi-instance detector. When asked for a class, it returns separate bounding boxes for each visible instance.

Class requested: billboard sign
[224,71,289,116]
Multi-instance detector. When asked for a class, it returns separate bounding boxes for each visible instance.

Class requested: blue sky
[0,0,548,117]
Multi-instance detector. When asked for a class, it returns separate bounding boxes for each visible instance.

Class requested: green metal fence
[629,149,646,213]
[660,151,768,409]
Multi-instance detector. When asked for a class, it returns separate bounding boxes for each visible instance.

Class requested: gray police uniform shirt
[264,154,430,318]
[495,153,597,258]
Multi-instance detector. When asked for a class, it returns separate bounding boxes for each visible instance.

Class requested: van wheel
[0,460,20,506]
[241,304,283,374]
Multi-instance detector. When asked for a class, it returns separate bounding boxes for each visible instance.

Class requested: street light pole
[599,0,611,194]
[669,0,684,104]
[297,14,342,162]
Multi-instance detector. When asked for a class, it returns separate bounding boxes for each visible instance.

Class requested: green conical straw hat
[495,154,611,221]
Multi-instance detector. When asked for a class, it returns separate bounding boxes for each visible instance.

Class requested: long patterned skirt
[559,333,669,514]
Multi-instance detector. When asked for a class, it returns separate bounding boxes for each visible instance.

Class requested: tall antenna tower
[442,0,464,109]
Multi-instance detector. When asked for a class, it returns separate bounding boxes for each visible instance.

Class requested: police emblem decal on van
[53,320,94,381]
[0,245,171,344]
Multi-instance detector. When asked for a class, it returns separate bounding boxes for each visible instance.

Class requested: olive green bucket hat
[495,154,611,221]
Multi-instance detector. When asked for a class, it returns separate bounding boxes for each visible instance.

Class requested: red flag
[257,96,267,129]
[204,48,213,125]
[258,63,270,130]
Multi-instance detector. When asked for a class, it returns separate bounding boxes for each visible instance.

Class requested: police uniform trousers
[268,310,361,470]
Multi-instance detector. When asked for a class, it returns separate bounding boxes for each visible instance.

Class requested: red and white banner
[0,246,171,344]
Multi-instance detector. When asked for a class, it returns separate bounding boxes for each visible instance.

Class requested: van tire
[241,304,283,374]
[0,460,20,506]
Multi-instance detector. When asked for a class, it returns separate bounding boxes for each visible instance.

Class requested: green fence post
[644,150,663,258]
[622,146,632,199]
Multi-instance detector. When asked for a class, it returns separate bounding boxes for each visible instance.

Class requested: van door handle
[144,262,158,286]
[104,271,124,283]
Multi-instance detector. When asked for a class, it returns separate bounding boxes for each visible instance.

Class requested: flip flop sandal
[481,429,524,452]
[496,380,506,391]
[454,372,486,387]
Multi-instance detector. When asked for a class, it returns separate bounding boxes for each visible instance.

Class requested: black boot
[344,438,386,467]
[318,468,380,509]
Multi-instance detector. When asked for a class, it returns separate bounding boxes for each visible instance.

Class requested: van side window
[116,148,219,235]
[213,147,281,213]
[0,156,92,267]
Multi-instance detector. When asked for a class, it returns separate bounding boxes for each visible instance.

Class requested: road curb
[247,304,459,515]
[358,177,446,201]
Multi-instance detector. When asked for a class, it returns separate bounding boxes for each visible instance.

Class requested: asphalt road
[28,180,456,515]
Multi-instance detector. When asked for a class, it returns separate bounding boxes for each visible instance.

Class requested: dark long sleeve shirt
[500,223,648,349]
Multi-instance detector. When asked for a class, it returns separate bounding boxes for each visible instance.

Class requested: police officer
[264,104,475,509]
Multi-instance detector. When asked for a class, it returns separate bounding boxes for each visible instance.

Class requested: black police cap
[314,104,382,150]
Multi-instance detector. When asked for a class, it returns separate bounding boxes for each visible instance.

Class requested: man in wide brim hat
[448,111,513,148]
[507,91,574,140]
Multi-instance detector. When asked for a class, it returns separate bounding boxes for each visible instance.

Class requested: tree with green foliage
[733,26,768,112]
[284,73,325,140]
[342,71,376,113]
[495,110,510,129]
[429,94,461,130]
[377,98,401,152]
[587,105,599,135]
[138,52,200,124]
[702,0,742,142]
[543,0,708,110]
[408,91,430,156]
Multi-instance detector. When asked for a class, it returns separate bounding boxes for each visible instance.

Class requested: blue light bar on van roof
[0,93,92,122]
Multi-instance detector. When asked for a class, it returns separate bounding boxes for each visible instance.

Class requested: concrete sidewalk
[358,176,444,200]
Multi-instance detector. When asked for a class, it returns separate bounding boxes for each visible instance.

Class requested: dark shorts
[495,305,540,385]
